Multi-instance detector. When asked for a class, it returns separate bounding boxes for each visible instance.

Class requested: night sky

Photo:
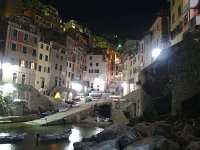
[40,0,169,40]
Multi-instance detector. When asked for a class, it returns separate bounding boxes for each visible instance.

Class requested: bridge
[25,99,112,126]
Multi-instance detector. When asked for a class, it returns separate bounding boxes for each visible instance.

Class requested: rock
[185,141,200,150]
[118,131,137,147]
[94,129,116,143]
[88,139,120,150]
[73,141,97,150]
[124,136,180,150]
[171,131,187,146]
[183,124,199,138]
[155,137,180,150]
[147,125,167,137]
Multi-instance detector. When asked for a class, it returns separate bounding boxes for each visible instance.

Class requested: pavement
[25,99,111,126]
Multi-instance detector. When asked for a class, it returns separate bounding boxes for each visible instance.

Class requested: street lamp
[152,48,162,60]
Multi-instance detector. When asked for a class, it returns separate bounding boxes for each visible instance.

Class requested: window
[90,63,93,66]
[96,63,99,66]
[13,29,18,37]
[22,74,25,85]
[33,37,37,44]
[61,56,63,61]
[45,55,48,61]
[24,33,29,41]
[69,63,71,68]
[67,62,68,67]
[11,43,17,51]
[48,67,50,73]
[178,6,181,17]
[44,67,46,72]
[25,61,28,68]
[94,69,99,73]
[90,56,92,60]
[55,64,58,70]
[60,65,62,71]
[21,60,25,67]
[32,49,37,56]
[46,45,49,50]
[89,69,93,73]
[38,65,42,71]
[39,54,42,60]
[31,63,35,69]
[22,47,27,54]
[13,73,17,83]
[68,72,71,77]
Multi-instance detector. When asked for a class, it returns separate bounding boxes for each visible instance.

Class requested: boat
[0,133,25,143]
[36,129,72,142]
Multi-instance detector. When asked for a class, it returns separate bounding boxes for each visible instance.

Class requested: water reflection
[0,144,15,150]
[0,123,104,150]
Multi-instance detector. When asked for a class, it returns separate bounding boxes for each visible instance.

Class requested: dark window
[25,61,28,68]
[22,47,27,54]
[22,74,25,85]
[11,43,17,51]
[96,63,99,66]
[90,56,92,60]
[94,69,99,73]
[24,33,29,41]
[38,65,42,71]
[90,63,93,66]
[55,64,58,70]
[60,65,62,71]
[48,67,50,73]
[45,55,48,61]
[40,44,43,49]
[46,46,49,50]
[32,49,37,56]
[68,72,71,77]
[61,56,63,61]
[39,54,42,60]
[33,37,37,44]
[13,29,18,37]
[69,63,71,68]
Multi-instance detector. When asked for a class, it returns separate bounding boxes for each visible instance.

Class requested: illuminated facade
[86,49,107,92]
[1,16,38,86]
[35,42,51,91]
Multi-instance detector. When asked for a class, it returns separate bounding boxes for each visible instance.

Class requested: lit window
[21,60,25,67]
[31,63,35,69]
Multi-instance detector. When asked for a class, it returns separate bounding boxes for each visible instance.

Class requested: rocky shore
[73,117,200,150]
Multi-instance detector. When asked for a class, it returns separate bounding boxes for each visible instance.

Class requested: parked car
[89,91,102,100]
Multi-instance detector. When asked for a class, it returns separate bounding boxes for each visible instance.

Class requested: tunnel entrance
[95,104,111,118]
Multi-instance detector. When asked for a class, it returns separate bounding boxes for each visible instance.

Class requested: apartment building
[35,42,51,91]
[86,48,107,92]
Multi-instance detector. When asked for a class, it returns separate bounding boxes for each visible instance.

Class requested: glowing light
[55,92,61,99]
[152,48,162,59]
[122,82,127,89]
[1,83,16,94]
[2,63,19,72]
[72,83,82,92]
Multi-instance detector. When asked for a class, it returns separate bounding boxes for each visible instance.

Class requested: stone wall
[139,32,200,116]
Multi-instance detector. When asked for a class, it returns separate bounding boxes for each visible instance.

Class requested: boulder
[73,141,97,150]
[94,129,116,143]
[88,139,120,150]
[124,136,179,150]
[118,131,137,147]
[185,141,200,150]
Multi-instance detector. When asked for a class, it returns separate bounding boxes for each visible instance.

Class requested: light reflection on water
[0,123,104,150]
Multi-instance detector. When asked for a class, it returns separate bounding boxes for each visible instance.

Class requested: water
[0,123,104,150]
